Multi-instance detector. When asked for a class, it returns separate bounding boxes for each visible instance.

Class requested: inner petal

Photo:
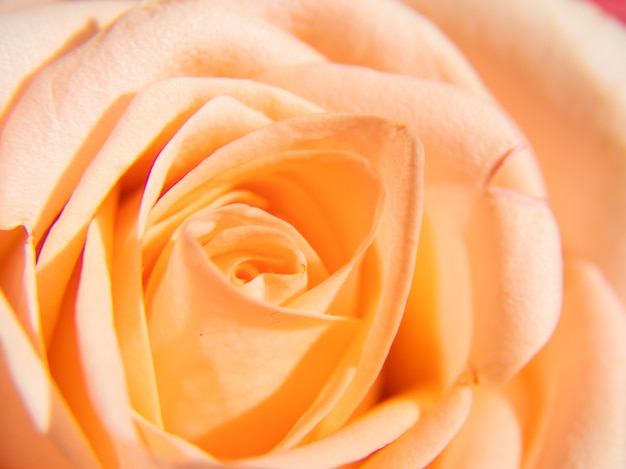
[182,203,328,306]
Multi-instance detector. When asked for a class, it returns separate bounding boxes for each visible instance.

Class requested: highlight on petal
[0,227,42,356]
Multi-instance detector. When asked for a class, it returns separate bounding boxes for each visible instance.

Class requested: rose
[0,1,624,469]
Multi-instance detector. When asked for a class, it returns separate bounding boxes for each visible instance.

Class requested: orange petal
[383,205,472,394]
[65,189,150,466]
[144,113,422,456]
[36,77,315,347]
[147,204,361,458]
[0,227,43,356]
[109,190,163,429]
[239,389,423,469]
[0,291,102,469]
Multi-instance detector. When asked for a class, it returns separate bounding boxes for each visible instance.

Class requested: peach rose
[0,1,624,468]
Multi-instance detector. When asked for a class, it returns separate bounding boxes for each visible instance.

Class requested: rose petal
[108,190,163,429]
[517,260,626,468]
[402,0,626,303]
[0,227,43,355]
[359,385,473,469]
[465,188,562,384]
[237,389,423,469]
[0,291,102,469]
[48,190,152,467]
[36,77,315,346]
[0,1,133,119]
[430,389,522,469]
[145,146,385,455]
[383,204,472,394]
[147,206,361,458]
[0,0,323,238]
[255,62,546,198]
[224,0,484,92]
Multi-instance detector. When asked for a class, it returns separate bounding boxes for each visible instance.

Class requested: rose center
[187,203,326,305]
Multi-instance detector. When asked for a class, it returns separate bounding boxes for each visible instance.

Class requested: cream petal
[402,0,626,303]
[359,386,473,469]
[0,1,133,119]
[430,389,522,469]
[224,0,484,92]
[520,260,626,468]
[0,0,323,238]
[255,62,546,198]
[465,188,562,384]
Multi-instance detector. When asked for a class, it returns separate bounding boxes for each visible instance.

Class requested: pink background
[589,0,626,22]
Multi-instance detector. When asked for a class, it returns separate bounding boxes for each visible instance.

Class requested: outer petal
[465,188,562,384]
[402,0,626,303]
[0,1,133,118]
[0,0,323,238]
[223,0,484,92]
[359,386,472,469]
[0,292,102,469]
[429,389,522,469]
[515,260,626,468]
[255,62,546,197]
